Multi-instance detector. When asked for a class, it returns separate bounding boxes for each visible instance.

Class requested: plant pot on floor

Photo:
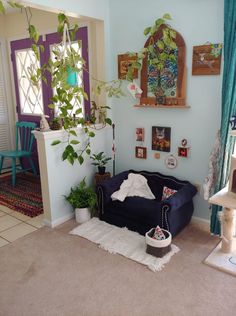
[98,166,106,175]
[75,207,91,223]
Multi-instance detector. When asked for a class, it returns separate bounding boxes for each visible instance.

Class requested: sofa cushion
[162,186,177,200]
[105,196,162,226]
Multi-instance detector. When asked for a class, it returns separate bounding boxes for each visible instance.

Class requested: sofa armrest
[160,183,197,235]
[96,171,129,215]
[161,183,197,211]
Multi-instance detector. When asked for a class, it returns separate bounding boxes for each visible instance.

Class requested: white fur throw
[111,173,155,202]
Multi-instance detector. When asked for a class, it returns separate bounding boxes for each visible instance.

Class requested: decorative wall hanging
[152,126,171,152]
[135,146,147,159]
[127,82,142,99]
[118,54,138,79]
[165,154,177,169]
[139,24,187,107]
[178,138,190,158]
[136,128,145,142]
[192,44,222,75]
[154,153,160,159]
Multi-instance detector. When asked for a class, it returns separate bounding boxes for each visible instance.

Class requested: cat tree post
[209,188,236,253]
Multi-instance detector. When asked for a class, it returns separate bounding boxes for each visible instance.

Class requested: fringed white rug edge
[70,217,180,272]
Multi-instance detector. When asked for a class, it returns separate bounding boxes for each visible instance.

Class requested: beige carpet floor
[0,220,236,316]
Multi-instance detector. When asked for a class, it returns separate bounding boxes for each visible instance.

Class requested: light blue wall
[109,0,223,220]
[25,0,223,220]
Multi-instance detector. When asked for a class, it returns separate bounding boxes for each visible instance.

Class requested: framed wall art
[165,154,178,169]
[118,54,138,79]
[192,43,222,75]
[152,126,171,152]
[135,146,147,159]
[136,128,145,142]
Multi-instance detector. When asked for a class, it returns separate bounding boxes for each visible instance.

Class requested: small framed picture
[192,44,222,75]
[135,146,147,159]
[152,126,171,152]
[165,154,178,169]
[178,147,189,158]
[118,54,138,79]
[136,128,145,142]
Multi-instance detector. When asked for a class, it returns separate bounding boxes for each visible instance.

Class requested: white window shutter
[0,42,11,161]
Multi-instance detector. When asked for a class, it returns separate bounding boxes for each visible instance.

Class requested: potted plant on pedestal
[90,151,112,175]
[66,178,97,223]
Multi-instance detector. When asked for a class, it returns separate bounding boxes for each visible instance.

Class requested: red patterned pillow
[162,186,177,200]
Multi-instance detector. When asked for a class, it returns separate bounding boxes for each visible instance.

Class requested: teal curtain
[210,0,236,234]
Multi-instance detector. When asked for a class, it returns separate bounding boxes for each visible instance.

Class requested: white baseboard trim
[191,216,210,225]
[43,212,74,228]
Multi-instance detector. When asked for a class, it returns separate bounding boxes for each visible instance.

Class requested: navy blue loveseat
[96,170,197,237]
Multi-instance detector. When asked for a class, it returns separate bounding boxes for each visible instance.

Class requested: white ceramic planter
[75,207,91,223]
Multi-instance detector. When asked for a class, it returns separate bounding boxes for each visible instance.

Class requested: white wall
[34,127,112,227]
[109,0,223,220]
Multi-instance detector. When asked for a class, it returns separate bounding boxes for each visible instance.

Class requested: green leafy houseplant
[90,151,111,174]
[0,3,176,164]
[126,13,177,98]
[50,117,62,130]
[65,178,97,216]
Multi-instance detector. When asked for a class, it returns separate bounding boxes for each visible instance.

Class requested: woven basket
[145,228,172,258]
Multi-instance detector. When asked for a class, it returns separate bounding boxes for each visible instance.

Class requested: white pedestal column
[209,187,236,254]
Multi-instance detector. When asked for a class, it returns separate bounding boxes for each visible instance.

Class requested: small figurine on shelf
[40,114,50,132]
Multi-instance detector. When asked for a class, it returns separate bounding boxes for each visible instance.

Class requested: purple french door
[10,27,90,172]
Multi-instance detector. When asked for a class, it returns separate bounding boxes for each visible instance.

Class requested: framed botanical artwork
[152,126,171,152]
[192,44,222,75]
[135,146,147,159]
[118,54,138,79]
[136,128,145,142]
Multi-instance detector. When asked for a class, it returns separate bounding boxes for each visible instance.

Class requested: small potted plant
[50,117,62,130]
[90,151,112,175]
[66,178,97,223]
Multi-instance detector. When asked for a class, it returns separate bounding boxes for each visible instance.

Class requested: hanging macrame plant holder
[62,23,78,87]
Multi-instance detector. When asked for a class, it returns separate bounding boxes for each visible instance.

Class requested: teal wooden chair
[0,121,37,186]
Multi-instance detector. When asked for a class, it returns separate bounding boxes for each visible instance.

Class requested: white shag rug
[70,218,180,272]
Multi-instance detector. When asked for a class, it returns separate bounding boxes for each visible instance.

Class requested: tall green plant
[126,13,177,95]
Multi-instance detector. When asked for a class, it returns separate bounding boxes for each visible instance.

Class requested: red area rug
[0,173,43,217]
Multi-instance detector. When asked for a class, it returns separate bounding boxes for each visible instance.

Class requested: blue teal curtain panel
[210,0,236,234]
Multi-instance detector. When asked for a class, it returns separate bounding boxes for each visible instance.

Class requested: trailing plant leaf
[144,26,151,36]
[78,155,84,165]
[51,140,61,146]
[163,13,172,20]
[69,130,77,137]
[28,24,39,43]
[0,1,6,14]
[70,140,80,145]
[104,118,112,125]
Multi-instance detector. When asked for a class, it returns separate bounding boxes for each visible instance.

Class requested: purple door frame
[10,27,90,174]
[10,26,90,124]
[10,37,50,125]
[44,27,91,119]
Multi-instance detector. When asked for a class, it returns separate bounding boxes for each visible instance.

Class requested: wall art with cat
[152,126,171,152]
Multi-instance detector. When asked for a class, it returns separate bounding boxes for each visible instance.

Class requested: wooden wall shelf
[134,104,190,109]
